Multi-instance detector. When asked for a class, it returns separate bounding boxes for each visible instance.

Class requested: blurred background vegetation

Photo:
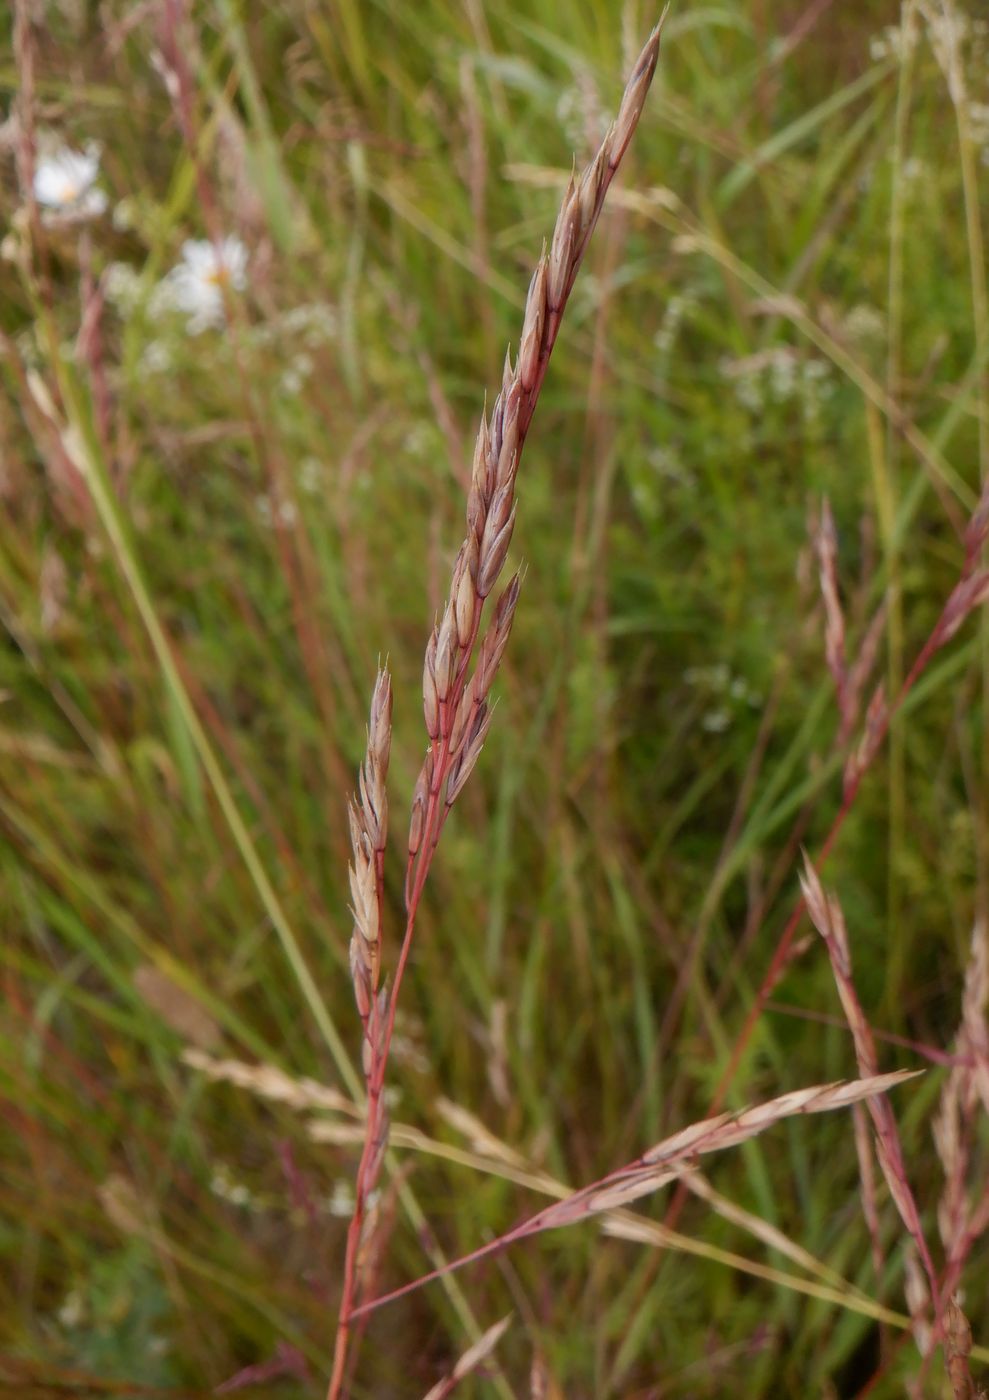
[2,0,988,1394]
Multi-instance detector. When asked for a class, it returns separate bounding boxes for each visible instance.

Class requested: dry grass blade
[420,1316,512,1400]
[182,1048,356,1116]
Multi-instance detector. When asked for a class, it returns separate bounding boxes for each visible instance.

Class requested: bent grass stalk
[329,17,667,1396]
[348,1070,920,1319]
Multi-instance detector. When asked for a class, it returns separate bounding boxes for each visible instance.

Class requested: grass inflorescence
[2,1,989,1396]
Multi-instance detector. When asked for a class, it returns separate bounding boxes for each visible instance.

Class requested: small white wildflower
[280,352,313,395]
[702,709,732,733]
[768,350,797,402]
[152,236,248,333]
[33,144,107,222]
[281,302,339,345]
[327,1179,355,1218]
[254,495,297,528]
[654,292,696,365]
[969,102,989,147]
[58,1289,84,1327]
[139,340,172,375]
[844,304,885,343]
[112,197,137,232]
[406,421,437,458]
[298,457,324,495]
[647,444,696,491]
[210,1163,253,1208]
[869,22,919,65]
[103,262,142,314]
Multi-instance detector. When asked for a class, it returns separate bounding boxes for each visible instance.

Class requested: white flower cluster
[209,1162,255,1209]
[255,493,298,529]
[969,101,989,163]
[298,457,325,495]
[720,347,834,417]
[925,5,971,64]
[869,21,920,64]
[251,302,339,349]
[843,304,886,344]
[280,351,314,395]
[685,662,762,733]
[654,291,697,366]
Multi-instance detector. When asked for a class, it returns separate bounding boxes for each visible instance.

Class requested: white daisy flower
[153,237,248,333]
[33,144,108,222]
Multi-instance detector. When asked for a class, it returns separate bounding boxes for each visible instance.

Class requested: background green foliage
[2,0,988,1394]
